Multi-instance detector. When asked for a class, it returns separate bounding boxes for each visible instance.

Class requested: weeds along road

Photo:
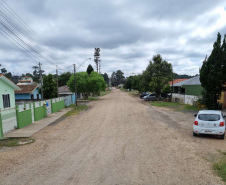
[0,89,224,185]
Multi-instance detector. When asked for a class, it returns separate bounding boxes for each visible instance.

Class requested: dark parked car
[140,92,149,99]
[144,93,157,101]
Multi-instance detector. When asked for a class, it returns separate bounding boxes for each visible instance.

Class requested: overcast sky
[0,0,226,77]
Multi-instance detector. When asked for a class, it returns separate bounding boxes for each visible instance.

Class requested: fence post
[0,112,3,138]
[15,105,20,129]
[51,99,53,113]
[33,102,36,121]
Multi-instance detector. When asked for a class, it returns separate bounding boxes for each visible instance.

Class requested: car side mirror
[223,115,226,118]
[194,114,197,117]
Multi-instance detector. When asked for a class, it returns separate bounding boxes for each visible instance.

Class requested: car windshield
[198,114,220,121]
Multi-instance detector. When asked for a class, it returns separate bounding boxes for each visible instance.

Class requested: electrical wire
[0,1,66,70]
[0,0,66,68]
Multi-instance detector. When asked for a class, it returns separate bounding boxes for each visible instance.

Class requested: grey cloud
[0,0,226,76]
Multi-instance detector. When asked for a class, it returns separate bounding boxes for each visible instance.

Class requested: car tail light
[194,121,198,126]
[220,122,225,127]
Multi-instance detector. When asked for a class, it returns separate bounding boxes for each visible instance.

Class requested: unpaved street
[0,89,225,185]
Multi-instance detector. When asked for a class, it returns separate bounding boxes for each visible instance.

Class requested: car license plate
[205,130,212,133]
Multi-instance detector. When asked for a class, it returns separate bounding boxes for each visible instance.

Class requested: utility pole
[39,62,43,100]
[109,77,112,90]
[171,73,174,102]
[56,65,59,98]
[98,59,101,74]
[74,64,77,106]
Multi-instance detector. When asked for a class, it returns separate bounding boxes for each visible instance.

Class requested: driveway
[0,89,224,185]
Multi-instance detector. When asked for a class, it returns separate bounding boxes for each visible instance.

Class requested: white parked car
[193,110,226,139]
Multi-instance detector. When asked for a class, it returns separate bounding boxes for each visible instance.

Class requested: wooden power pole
[74,64,77,106]
[39,62,43,100]
[56,66,59,98]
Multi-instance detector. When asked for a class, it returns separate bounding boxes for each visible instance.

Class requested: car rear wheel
[220,133,225,140]
[193,132,197,137]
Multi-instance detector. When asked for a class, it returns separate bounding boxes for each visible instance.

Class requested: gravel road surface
[0,89,225,185]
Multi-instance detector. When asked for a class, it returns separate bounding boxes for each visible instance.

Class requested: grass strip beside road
[63,104,89,118]
[150,101,200,112]
[214,159,226,183]
[0,138,35,147]
[128,90,139,96]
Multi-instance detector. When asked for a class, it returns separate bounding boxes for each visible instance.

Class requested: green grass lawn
[63,104,89,117]
[150,101,200,111]
[214,158,226,183]
[0,138,35,147]
[128,90,140,96]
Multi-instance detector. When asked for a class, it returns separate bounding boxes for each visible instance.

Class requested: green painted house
[0,74,21,137]
[171,76,202,105]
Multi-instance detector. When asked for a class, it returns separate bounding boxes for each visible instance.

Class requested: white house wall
[172,93,185,104]
[185,95,199,105]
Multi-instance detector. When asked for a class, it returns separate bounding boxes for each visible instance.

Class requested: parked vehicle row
[140,92,226,140]
[139,92,157,101]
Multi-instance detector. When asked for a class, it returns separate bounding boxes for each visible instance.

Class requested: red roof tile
[169,79,188,85]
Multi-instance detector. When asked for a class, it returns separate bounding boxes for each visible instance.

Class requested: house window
[2,94,11,108]
[37,94,39,99]
[31,94,34,99]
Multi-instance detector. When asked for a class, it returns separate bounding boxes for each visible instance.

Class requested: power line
[0,1,66,69]
[0,0,66,67]
[0,10,58,68]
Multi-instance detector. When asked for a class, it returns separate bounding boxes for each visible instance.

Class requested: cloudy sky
[0,0,226,77]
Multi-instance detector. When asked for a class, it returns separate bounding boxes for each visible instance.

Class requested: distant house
[170,76,202,105]
[118,84,124,89]
[0,74,21,136]
[15,85,41,100]
[17,76,33,85]
[58,85,74,97]
[58,85,81,99]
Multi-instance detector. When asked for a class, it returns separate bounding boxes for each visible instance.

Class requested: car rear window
[198,114,220,121]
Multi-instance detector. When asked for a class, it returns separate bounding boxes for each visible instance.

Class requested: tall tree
[200,33,226,109]
[1,68,7,74]
[86,64,94,75]
[94,48,101,73]
[102,73,109,84]
[124,76,133,90]
[67,71,106,99]
[111,72,117,86]
[149,54,173,97]
[131,75,141,91]
[42,74,57,99]
[115,70,125,85]
[58,72,72,86]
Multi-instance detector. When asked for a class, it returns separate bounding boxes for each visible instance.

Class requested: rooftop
[0,74,21,90]
[58,85,73,94]
[169,79,188,86]
[173,76,201,86]
[15,85,39,94]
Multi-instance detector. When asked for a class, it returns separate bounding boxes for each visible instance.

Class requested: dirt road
[0,89,225,185]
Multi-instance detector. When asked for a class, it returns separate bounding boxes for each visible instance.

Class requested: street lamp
[76,58,92,71]
[74,58,91,106]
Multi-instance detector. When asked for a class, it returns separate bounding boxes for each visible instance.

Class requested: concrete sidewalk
[4,108,72,138]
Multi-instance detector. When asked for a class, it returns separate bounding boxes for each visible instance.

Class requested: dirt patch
[0,90,225,185]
